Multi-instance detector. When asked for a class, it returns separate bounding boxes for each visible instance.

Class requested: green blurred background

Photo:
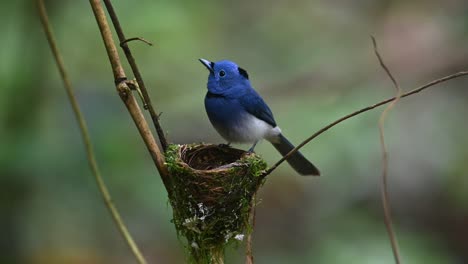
[1,0,468,263]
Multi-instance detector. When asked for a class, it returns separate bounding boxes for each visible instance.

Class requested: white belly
[215,113,282,143]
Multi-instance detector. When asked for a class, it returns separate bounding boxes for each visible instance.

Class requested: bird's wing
[239,89,277,127]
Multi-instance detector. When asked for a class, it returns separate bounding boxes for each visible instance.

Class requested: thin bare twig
[37,1,148,263]
[102,0,168,151]
[262,70,468,178]
[372,36,402,264]
[88,0,171,195]
[121,37,154,46]
[372,37,399,92]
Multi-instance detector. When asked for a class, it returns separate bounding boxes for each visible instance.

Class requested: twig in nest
[372,35,402,264]
[37,1,147,263]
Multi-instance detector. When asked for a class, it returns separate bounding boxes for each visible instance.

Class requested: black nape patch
[238,67,249,79]
[210,61,215,69]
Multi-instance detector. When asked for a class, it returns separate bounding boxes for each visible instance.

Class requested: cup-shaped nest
[165,144,267,263]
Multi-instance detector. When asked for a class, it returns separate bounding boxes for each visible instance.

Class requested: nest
[165,144,267,263]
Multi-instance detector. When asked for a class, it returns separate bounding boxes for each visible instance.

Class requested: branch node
[117,81,131,99]
[125,79,138,90]
[114,77,127,85]
[125,79,148,109]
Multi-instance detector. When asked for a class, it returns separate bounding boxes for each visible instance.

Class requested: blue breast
[204,92,246,141]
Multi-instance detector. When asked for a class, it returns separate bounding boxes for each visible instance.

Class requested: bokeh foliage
[1,0,467,263]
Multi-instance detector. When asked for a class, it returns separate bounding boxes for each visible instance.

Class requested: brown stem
[245,193,256,264]
[102,0,169,151]
[262,70,468,178]
[89,0,125,80]
[37,1,148,263]
[88,0,171,195]
[372,36,402,264]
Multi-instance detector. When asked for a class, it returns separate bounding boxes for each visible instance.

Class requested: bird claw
[247,141,258,153]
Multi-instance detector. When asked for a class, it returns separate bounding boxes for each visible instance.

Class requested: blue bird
[199,59,320,176]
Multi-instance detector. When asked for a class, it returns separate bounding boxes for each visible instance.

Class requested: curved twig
[372,36,402,264]
[121,37,154,46]
[37,1,148,263]
[262,70,468,178]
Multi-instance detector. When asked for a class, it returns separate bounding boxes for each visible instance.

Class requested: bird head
[199,59,250,94]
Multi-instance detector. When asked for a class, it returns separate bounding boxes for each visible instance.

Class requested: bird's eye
[219,70,226,77]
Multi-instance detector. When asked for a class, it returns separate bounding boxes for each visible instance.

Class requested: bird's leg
[248,141,258,153]
[218,142,231,148]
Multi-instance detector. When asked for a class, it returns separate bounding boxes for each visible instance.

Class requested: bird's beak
[199,58,214,73]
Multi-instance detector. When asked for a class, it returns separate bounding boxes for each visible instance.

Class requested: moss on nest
[165,144,267,264]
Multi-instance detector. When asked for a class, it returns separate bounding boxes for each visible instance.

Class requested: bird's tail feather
[270,134,320,176]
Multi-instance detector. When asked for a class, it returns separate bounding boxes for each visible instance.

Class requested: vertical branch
[88,0,172,195]
[88,0,125,80]
[245,194,256,264]
[36,1,148,263]
[102,0,168,151]
[372,36,402,264]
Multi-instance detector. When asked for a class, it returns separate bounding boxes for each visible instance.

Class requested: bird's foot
[218,142,231,148]
[247,141,258,153]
